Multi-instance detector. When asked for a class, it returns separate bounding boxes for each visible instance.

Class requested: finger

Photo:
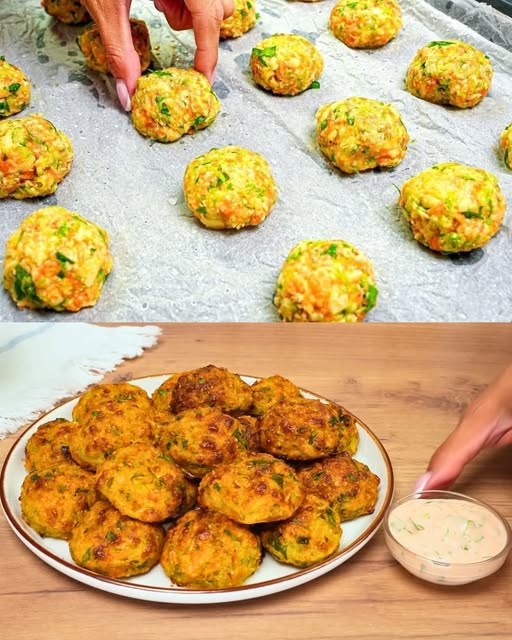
[81,0,141,100]
[189,1,226,83]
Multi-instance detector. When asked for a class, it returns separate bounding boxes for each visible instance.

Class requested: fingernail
[116,79,131,112]
[414,472,432,492]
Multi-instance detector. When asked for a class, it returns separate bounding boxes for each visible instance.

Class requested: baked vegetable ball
[260,495,342,567]
[20,463,97,539]
[0,114,73,199]
[69,500,164,578]
[95,443,188,522]
[24,418,79,472]
[316,96,409,173]
[258,398,350,460]
[160,508,262,589]
[77,18,151,74]
[69,383,155,470]
[198,452,304,524]
[183,146,277,230]
[157,406,248,478]
[250,374,303,416]
[274,239,378,322]
[151,372,182,413]
[250,34,323,96]
[0,58,30,118]
[3,206,112,312]
[297,452,380,521]
[220,0,257,39]
[41,0,91,24]
[171,364,253,415]
[329,0,402,49]
[131,67,220,142]
[499,123,512,170]
[399,162,506,253]
[405,40,493,109]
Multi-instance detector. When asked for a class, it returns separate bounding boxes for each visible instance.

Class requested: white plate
[0,375,394,604]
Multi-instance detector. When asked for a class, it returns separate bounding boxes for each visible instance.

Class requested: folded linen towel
[0,323,161,437]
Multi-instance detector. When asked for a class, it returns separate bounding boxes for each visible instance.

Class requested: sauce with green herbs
[388,498,508,564]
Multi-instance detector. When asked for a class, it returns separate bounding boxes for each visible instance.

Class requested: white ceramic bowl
[384,490,512,586]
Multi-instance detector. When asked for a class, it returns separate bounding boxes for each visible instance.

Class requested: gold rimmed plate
[0,374,394,604]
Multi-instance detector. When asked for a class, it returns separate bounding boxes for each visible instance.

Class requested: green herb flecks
[192,115,206,128]
[233,427,248,449]
[309,80,320,90]
[296,536,310,545]
[155,95,170,116]
[409,518,425,531]
[105,530,118,542]
[428,41,456,47]
[345,111,355,126]
[0,99,9,114]
[271,473,284,489]
[322,243,338,258]
[56,251,74,265]
[268,535,287,558]
[252,45,277,67]
[320,119,328,131]
[462,210,484,219]
[365,284,378,311]
[8,83,20,93]
[82,548,92,563]
[13,264,41,304]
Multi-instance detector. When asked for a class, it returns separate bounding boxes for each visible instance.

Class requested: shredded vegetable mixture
[183,145,277,229]
[131,67,220,142]
[77,19,151,74]
[274,239,378,322]
[316,96,409,173]
[499,123,512,170]
[3,205,112,311]
[0,113,73,198]
[0,57,30,118]
[250,33,324,95]
[220,0,257,39]
[405,40,493,108]
[329,0,402,49]
[399,162,506,253]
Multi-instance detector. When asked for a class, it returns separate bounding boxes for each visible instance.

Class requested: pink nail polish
[414,472,432,492]
[116,79,131,112]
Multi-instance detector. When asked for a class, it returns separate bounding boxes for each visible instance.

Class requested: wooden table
[2,323,512,640]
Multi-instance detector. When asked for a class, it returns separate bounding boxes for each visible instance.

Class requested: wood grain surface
[1,323,512,640]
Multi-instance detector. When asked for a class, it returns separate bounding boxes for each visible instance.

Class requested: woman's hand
[415,363,512,491]
[80,0,233,110]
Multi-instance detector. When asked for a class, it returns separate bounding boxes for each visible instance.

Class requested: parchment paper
[1,0,511,321]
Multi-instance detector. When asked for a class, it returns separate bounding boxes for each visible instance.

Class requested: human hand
[80,0,233,110]
[414,363,512,491]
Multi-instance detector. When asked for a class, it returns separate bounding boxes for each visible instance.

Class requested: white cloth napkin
[0,323,161,437]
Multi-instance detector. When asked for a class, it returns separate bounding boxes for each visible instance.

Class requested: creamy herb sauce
[389,498,508,564]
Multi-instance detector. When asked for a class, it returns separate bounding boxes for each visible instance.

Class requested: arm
[415,363,512,490]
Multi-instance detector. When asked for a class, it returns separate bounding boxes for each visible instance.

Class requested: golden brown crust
[198,452,304,524]
[160,508,262,588]
[20,463,97,539]
[250,375,303,416]
[95,443,187,522]
[260,494,342,567]
[156,406,248,478]
[24,418,79,472]
[171,364,253,415]
[298,452,380,521]
[69,500,164,578]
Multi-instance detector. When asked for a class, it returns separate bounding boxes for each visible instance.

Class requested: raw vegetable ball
[405,40,493,108]
[316,96,409,173]
[399,162,506,253]
[3,206,112,311]
[220,0,257,38]
[274,240,378,322]
[183,146,277,229]
[41,0,91,24]
[77,18,151,74]
[0,113,73,199]
[499,123,512,170]
[0,58,30,118]
[329,0,402,49]
[250,34,323,96]
[131,67,220,142]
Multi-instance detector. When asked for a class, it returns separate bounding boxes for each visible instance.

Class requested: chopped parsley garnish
[309,80,320,90]
[428,41,455,47]
[13,264,41,304]
[252,45,276,67]
[8,83,20,93]
[56,251,74,264]
[365,284,378,311]
[155,95,170,116]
